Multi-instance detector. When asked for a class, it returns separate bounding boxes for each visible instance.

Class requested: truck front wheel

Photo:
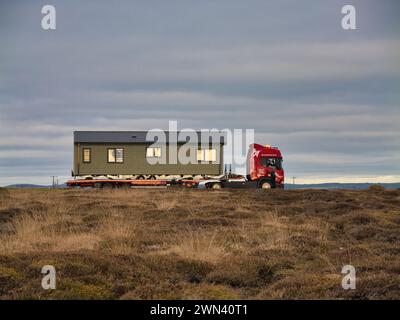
[211,182,222,190]
[258,179,272,189]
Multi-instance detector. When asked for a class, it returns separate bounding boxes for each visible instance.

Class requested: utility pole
[50,176,57,188]
[292,176,296,185]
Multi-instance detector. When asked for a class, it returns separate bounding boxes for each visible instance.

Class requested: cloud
[0,0,399,185]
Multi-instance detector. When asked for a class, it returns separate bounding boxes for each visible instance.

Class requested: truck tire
[211,182,222,190]
[258,179,272,189]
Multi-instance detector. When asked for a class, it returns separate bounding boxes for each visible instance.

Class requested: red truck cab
[247,143,285,188]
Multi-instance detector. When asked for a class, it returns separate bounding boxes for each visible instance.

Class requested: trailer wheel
[211,182,222,190]
[102,183,114,189]
[259,180,272,189]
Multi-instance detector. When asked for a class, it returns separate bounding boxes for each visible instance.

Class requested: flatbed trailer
[66,178,200,189]
[66,176,282,190]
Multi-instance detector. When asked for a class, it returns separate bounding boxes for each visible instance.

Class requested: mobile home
[72,131,225,179]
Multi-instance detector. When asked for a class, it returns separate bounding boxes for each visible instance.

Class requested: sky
[0,0,399,186]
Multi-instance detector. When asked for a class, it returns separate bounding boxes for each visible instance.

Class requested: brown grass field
[0,186,399,299]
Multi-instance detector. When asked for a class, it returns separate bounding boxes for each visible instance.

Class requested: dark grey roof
[74,131,226,144]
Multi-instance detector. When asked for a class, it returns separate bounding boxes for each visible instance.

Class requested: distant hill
[5,184,67,189]
[285,182,400,190]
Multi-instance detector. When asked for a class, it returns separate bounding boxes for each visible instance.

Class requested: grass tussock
[0,188,399,299]
[165,229,227,263]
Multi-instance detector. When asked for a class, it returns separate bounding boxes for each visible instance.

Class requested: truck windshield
[261,157,282,170]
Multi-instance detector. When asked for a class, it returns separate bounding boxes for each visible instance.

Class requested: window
[116,149,124,163]
[146,147,161,158]
[205,149,217,162]
[108,149,115,162]
[108,148,124,163]
[196,149,204,161]
[83,148,91,163]
[261,157,282,170]
[197,149,217,162]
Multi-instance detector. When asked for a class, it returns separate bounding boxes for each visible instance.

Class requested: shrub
[206,256,276,288]
[368,184,385,192]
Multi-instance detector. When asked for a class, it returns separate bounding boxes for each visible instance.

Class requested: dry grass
[0,187,399,299]
[166,229,227,263]
[153,194,179,211]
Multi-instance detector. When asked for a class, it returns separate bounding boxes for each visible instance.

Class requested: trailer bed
[66,179,200,188]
